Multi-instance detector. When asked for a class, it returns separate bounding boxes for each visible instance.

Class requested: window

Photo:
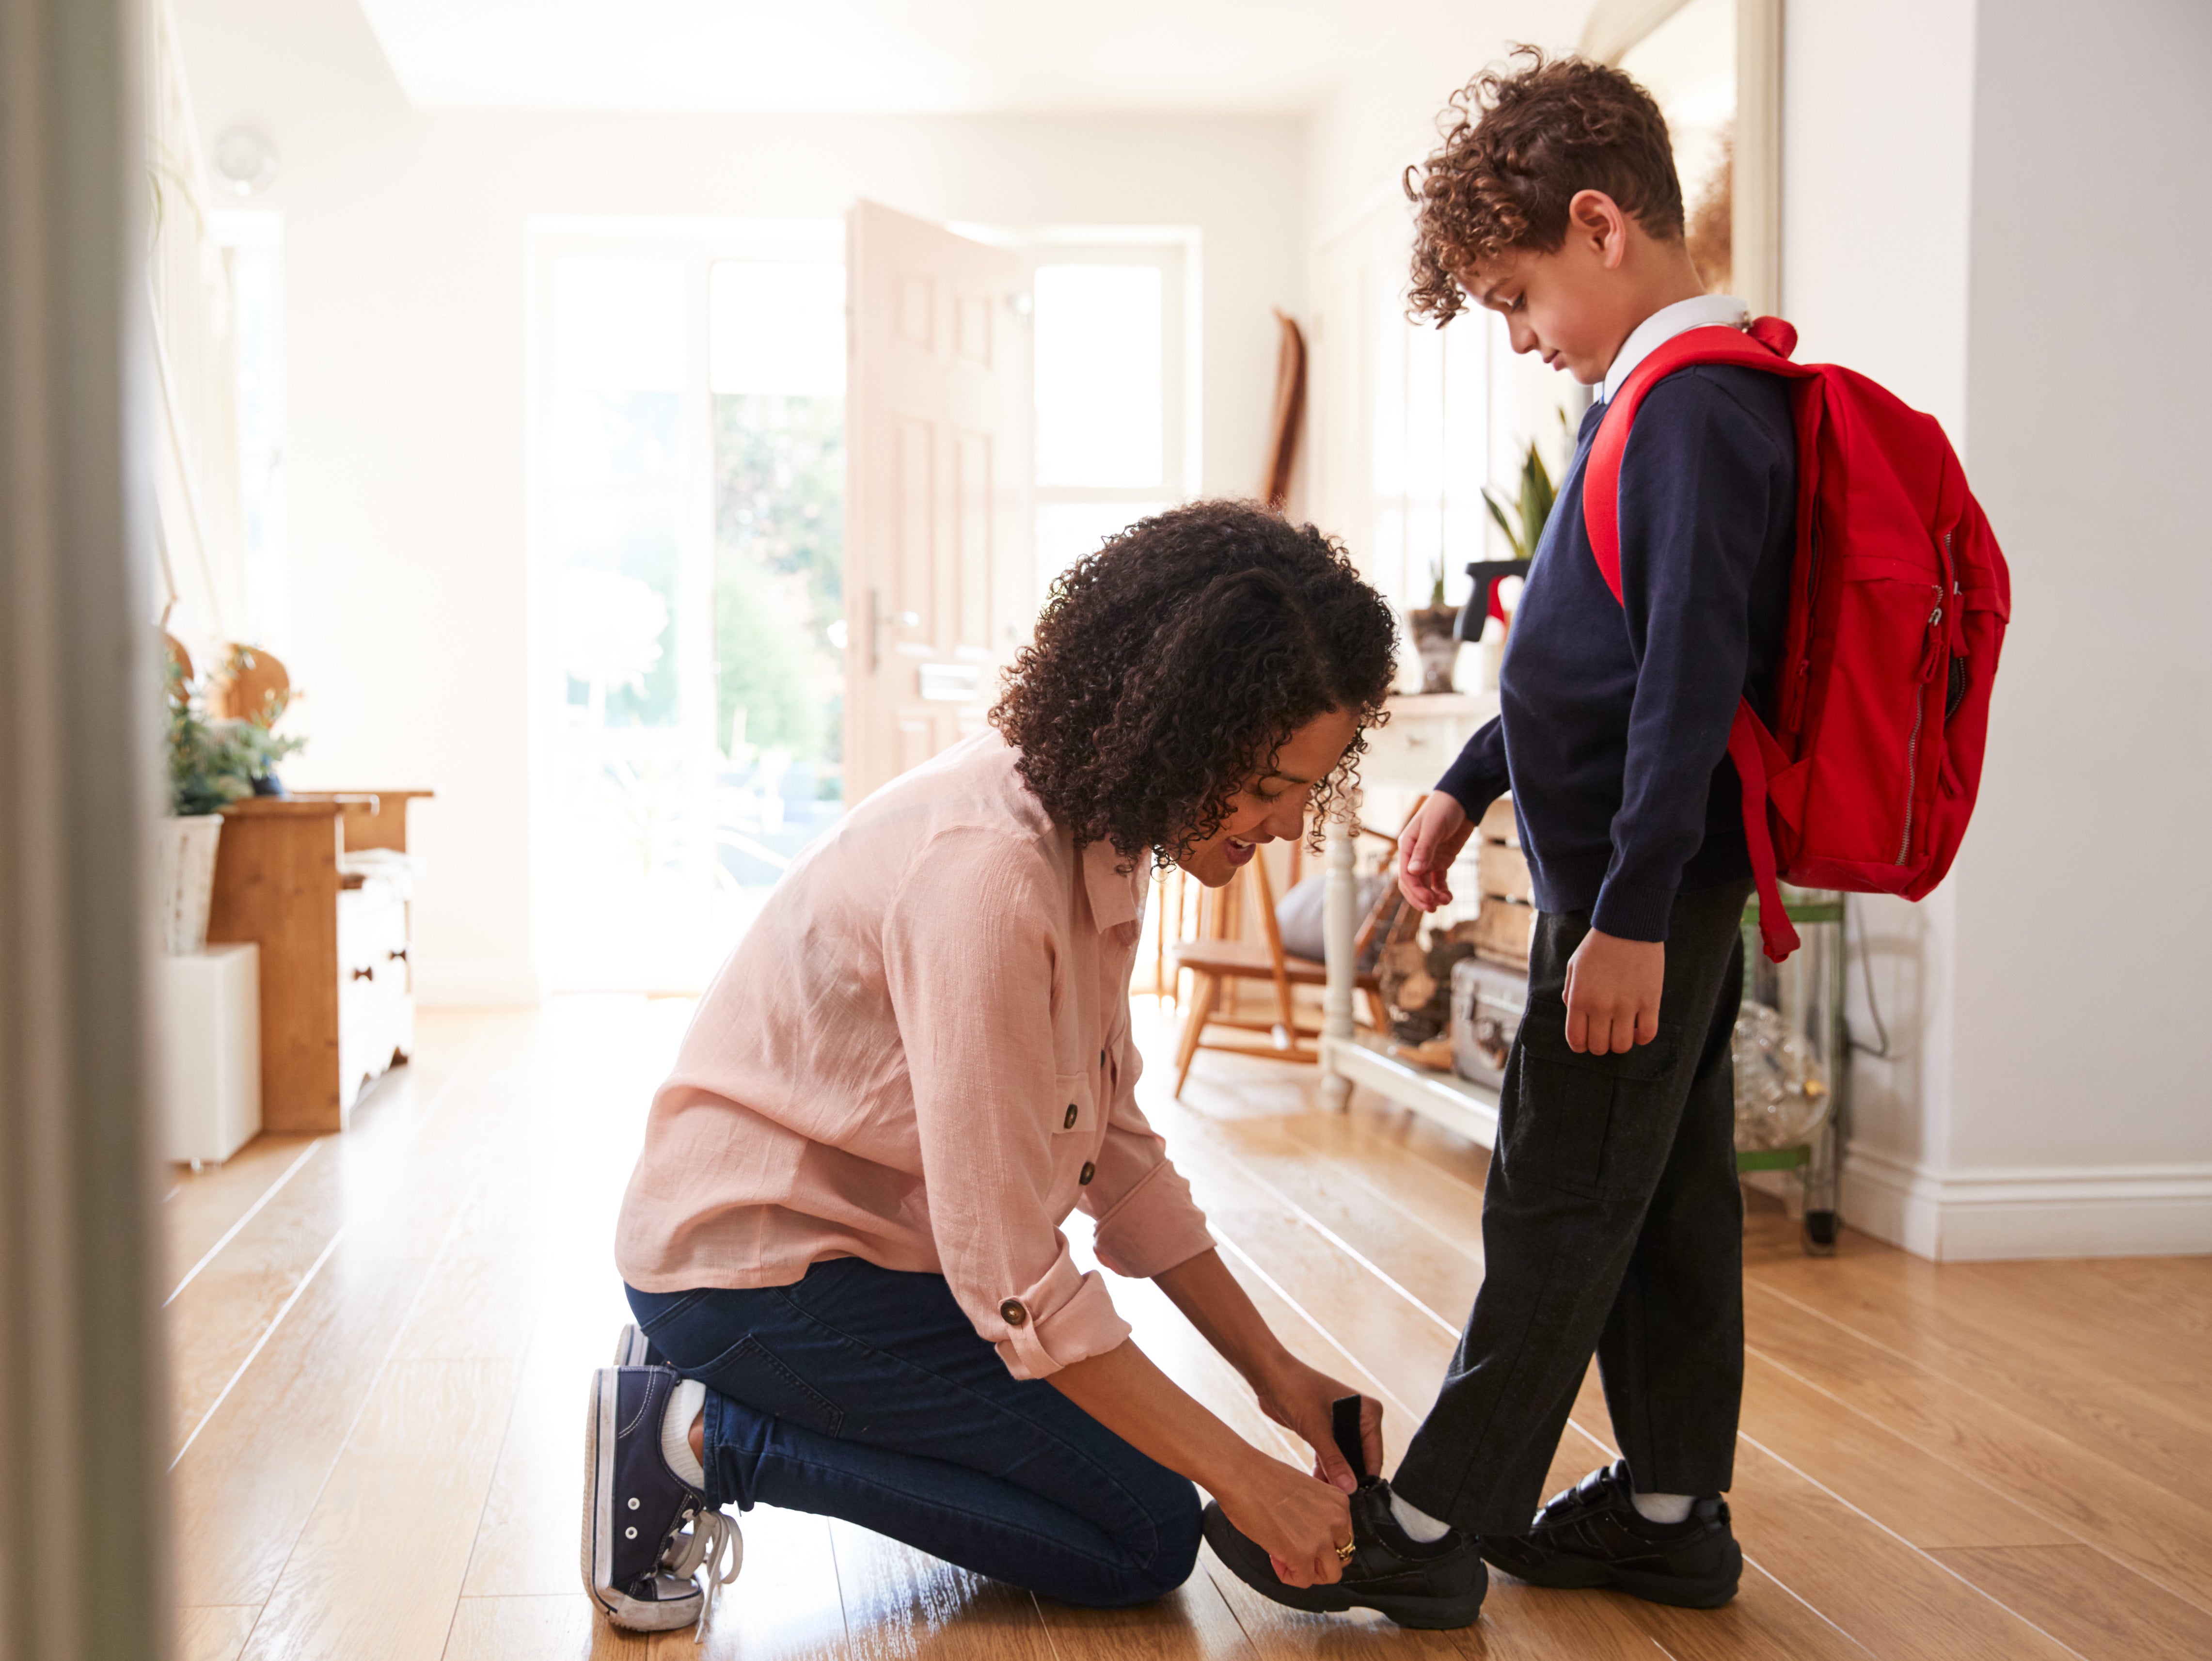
[213,210,287,650]
[1309,205,1490,630]
[530,223,846,994]
[709,259,847,883]
[1367,269,1488,617]
[1022,238,1197,605]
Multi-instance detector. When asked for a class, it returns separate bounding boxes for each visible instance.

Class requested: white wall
[173,0,1308,1004]
[1781,0,1976,1251]
[1307,0,1593,552]
[1305,0,1592,247]
[1791,0,2212,1257]
[1945,0,2212,1239]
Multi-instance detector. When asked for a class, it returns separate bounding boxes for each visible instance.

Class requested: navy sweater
[1437,364,1797,942]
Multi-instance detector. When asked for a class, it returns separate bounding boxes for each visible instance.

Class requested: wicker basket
[155,814,225,955]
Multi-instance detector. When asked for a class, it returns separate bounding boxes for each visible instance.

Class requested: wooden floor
[164,998,2212,1661]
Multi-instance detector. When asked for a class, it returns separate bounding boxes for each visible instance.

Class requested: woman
[583,501,1477,1634]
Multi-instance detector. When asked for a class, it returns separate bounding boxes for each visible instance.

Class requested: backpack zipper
[1899,585,1944,862]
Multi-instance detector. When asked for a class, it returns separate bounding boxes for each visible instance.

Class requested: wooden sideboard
[206,790,431,1133]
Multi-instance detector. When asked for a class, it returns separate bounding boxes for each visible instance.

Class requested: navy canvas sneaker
[613,1322,667,1367]
[581,1365,741,1633]
[1201,1397,1486,1630]
[1481,1460,1741,1608]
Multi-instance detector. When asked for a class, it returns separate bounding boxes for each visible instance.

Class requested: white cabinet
[157,943,261,1166]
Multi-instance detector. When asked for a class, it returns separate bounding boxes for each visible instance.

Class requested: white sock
[661,1378,707,1489]
[1389,1490,1455,1542]
[1631,1490,1694,1525]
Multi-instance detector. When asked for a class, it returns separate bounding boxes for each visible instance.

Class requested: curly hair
[990,500,1398,869]
[1407,47,1684,325]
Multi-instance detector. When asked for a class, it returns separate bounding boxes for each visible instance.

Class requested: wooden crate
[1476,840,1533,904]
[1472,899,1536,965]
[1470,796,1533,967]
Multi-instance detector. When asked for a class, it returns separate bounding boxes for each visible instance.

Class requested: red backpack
[1582,316,2011,962]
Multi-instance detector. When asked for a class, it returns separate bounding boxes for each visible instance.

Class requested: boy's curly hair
[990,500,1397,869]
[1407,47,1684,325]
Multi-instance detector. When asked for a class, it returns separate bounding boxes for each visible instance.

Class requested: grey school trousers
[1392,877,1754,1535]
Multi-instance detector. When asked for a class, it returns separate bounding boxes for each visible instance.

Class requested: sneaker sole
[580,1367,703,1633]
[1202,1504,1485,1630]
[1480,1540,1741,1609]
[613,1323,654,1367]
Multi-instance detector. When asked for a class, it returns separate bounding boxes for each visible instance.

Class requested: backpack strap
[1581,320,1808,963]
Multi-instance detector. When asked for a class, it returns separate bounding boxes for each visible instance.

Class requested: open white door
[844,200,1031,805]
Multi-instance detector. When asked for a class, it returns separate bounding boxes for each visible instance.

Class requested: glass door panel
[710,259,848,887]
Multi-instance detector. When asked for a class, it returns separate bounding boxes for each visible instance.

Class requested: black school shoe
[1202,1398,1487,1630]
[1481,1460,1741,1608]
[581,1365,742,1633]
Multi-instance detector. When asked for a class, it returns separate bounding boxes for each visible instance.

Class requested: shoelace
[662,1507,743,1642]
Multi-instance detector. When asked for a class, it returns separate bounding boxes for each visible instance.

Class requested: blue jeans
[625,1257,1201,1607]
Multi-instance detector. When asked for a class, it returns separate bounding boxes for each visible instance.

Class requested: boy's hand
[1563,929,1664,1054]
[1398,793,1473,912]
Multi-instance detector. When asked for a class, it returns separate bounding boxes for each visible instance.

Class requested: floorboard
[240,1359,521,1661]
[1924,1544,2212,1661]
[174,1605,262,1661]
[160,995,2211,1660]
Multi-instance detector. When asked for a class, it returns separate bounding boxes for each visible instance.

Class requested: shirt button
[1079,1161,1096,1185]
[1000,1298,1027,1327]
[1063,1103,1078,1129]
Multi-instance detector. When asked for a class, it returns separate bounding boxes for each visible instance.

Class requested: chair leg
[1363,988,1390,1032]
[1174,974,1218,1098]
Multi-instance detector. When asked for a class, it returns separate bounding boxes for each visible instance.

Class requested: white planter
[156,814,225,955]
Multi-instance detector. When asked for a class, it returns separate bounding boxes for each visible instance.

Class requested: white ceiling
[354,0,1415,115]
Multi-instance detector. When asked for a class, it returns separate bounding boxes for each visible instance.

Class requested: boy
[1208,49,1792,1623]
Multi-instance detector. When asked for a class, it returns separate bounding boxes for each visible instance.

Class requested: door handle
[869,587,920,673]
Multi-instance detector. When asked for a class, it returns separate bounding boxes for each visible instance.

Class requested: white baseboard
[413,955,543,1008]
[1842,1144,2212,1260]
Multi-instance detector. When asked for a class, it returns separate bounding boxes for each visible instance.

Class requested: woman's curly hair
[1407,47,1684,325]
[990,500,1398,869]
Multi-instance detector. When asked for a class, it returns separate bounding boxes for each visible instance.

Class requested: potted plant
[158,648,304,953]
[1406,558,1462,695]
[1482,422,1562,563]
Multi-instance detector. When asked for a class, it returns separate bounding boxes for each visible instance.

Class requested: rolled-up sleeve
[882,829,1132,1380]
[1081,1015,1214,1278]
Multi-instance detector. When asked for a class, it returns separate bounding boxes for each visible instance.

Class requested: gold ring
[1335,1538,1356,1563]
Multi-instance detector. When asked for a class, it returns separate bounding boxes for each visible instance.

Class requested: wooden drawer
[337,882,406,977]
[1365,693,1499,791]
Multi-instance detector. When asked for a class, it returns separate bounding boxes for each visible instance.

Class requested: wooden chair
[1169,822,1415,1097]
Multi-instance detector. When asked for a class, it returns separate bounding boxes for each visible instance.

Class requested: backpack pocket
[1800,555,1946,872]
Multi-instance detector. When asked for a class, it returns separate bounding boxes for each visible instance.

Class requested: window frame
[955,225,1201,605]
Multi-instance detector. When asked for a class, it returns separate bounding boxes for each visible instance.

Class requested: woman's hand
[1398,792,1472,912]
[1254,1356,1384,1492]
[1213,1448,1356,1589]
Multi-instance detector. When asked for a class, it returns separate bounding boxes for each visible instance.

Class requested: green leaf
[1483,489,1525,560]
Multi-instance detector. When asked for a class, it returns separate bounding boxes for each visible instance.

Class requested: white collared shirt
[1599,293,1749,403]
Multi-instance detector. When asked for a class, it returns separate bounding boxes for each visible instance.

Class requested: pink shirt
[615,733,1215,1380]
